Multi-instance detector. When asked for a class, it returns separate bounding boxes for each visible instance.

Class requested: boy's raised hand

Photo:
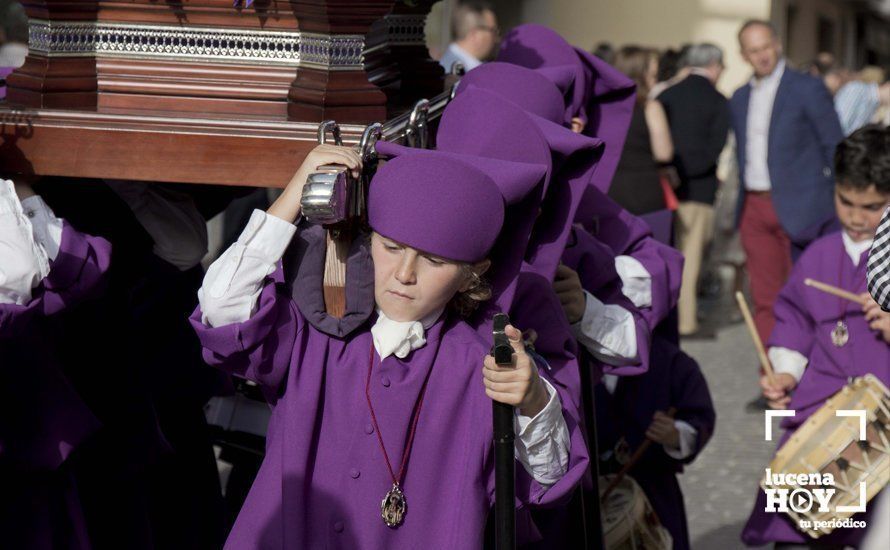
[760,373,797,409]
[268,144,362,224]
[645,411,680,448]
[862,293,890,343]
[553,264,585,324]
[483,324,550,418]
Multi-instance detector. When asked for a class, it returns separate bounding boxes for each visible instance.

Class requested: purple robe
[577,189,684,330]
[190,266,589,549]
[562,225,652,381]
[1,221,111,550]
[595,336,715,550]
[741,232,890,547]
[32,178,227,549]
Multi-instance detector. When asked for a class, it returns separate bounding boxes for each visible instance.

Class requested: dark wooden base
[0,105,365,186]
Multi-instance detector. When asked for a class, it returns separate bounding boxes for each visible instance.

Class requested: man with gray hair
[438,1,499,73]
[658,43,730,338]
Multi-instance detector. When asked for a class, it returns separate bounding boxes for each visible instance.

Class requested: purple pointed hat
[497,24,636,193]
[369,143,546,264]
[435,87,552,318]
[438,85,603,283]
[454,62,575,125]
[573,46,636,194]
[497,24,584,123]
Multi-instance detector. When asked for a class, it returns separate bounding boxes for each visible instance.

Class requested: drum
[600,474,673,550]
[764,374,890,538]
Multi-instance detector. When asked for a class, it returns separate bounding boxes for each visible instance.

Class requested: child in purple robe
[192,144,589,549]
[742,125,890,548]
[0,178,111,550]
[594,335,715,550]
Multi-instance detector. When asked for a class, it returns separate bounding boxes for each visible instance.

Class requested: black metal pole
[492,313,515,550]
[579,350,605,550]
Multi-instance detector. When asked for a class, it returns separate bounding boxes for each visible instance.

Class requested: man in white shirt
[729,19,843,357]
[438,1,499,74]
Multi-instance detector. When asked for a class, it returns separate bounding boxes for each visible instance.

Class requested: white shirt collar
[750,58,786,89]
[447,43,482,71]
[842,230,873,266]
[371,307,444,360]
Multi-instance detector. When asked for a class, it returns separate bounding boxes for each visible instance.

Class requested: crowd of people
[2,1,890,549]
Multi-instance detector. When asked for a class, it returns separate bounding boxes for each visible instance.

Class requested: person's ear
[570,117,585,134]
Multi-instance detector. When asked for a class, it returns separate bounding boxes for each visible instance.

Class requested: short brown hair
[738,19,779,45]
[452,1,494,41]
[450,264,492,318]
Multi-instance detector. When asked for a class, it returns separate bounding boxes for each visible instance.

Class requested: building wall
[773,0,852,67]
[426,0,889,95]
[499,0,772,95]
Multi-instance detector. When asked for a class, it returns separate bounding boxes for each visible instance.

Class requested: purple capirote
[370,142,546,264]
[498,23,636,193]
[455,61,576,126]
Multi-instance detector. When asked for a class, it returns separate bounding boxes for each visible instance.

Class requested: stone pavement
[677,278,775,549]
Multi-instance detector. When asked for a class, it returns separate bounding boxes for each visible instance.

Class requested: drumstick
[734,291,777,386]
[602,407,677,500]
[804,278,868,306]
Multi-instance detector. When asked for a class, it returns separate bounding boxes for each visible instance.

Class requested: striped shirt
[834,81,880,136]
[867,206,890,311]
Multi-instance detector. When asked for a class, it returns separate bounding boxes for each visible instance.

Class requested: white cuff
[767,346,808,383]
[663,419,698,460]
[20,195,63,261]
[513,378,571,487]
[237,209,298,263]
[615,255,652,308]
[571,290,639,365]
[0,179,50,304]
[199,210,297,327]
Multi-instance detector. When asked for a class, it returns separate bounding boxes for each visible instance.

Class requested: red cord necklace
[365,340,433,528]
[832,248,850,347]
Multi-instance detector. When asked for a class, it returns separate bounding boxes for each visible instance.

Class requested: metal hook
[449,81,461,101]
[406,99,431,149]
[360,122,383,163]
[317,120,343,146]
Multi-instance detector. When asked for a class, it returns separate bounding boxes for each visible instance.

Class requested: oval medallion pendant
[381,484,407,527]
[831,321,849,347]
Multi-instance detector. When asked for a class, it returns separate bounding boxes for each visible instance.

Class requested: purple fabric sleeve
[562,226,652,377]
[1,221,111,336]
[669,348,716,465]
[40,221,112,316]
[587,199,684,328]
[767,258,816,356]
[483,357,591,513]
[0,298,39,340]
[190,264,303,396]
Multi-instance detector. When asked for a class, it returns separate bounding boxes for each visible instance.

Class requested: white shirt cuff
[238,209,298,263]
[663,419,698,460]
[20,195,63,262]
[0,180,50,304]
[571,290,639,365]
[615,255,652,308]
[767,346,808,383]
[513,378,571,487]
[199,209,297,327]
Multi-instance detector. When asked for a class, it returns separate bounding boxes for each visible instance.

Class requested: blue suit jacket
[730,66,843,241]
